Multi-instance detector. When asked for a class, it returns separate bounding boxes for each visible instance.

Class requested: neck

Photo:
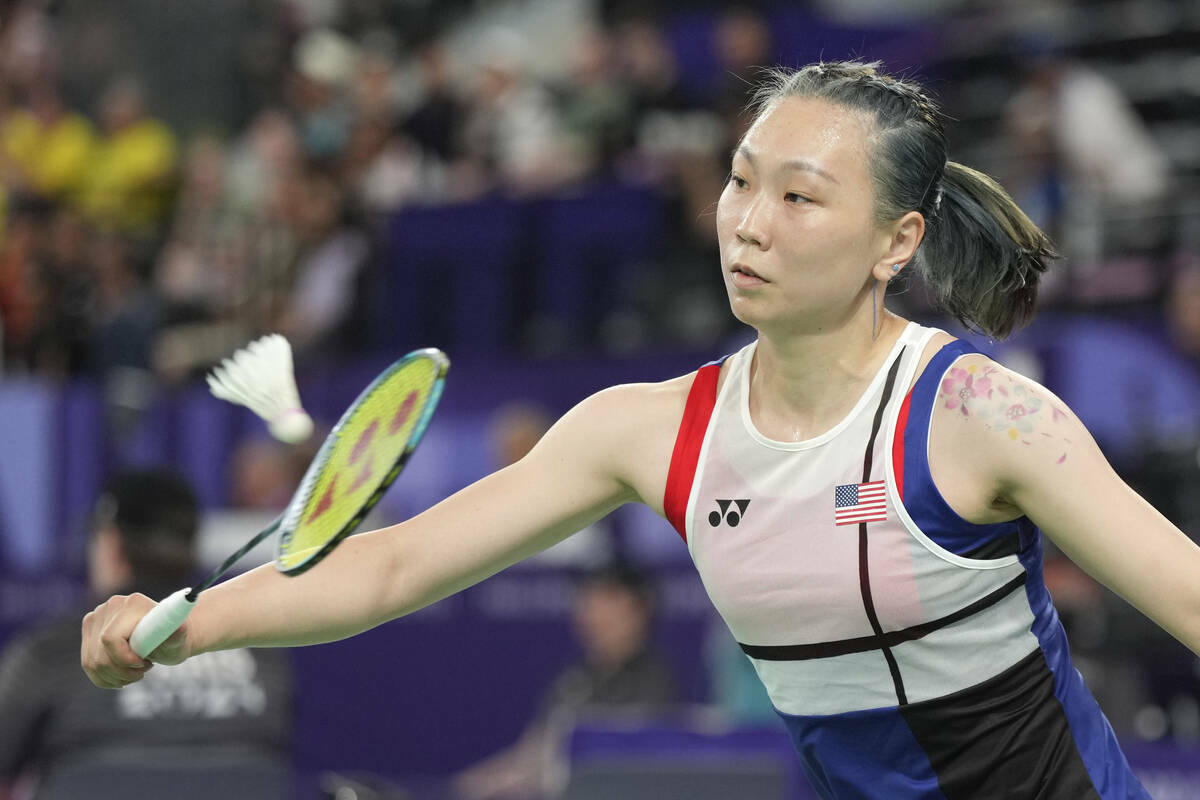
[749,303,906,441]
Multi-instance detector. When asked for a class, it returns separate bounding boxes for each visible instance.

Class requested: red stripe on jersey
[664,364,721,542]
[893,388,914,501]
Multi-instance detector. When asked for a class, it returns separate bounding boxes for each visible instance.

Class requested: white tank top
[667,322,1039,716]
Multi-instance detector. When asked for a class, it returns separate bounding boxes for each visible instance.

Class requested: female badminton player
[84,61,1189,798]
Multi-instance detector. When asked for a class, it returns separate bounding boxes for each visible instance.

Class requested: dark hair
[748,60,1059,339]
[94,469,199,587]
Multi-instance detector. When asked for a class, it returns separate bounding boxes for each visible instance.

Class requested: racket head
[275,347,449,576]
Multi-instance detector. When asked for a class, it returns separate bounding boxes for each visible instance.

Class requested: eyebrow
[733,145,840,185]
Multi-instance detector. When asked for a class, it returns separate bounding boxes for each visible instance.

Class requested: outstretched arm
[83,379,686,687]
[938,355,1200,655]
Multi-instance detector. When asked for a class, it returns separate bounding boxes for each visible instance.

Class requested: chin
[726,292,773,330]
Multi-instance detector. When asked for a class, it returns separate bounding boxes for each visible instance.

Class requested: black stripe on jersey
[962,531,1022,559]
[861,347,904,483]
[899,648,1100,799]
[857,348,908,704]
[739,573,1027,661]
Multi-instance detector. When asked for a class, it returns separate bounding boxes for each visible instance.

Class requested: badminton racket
[130,347,450,658]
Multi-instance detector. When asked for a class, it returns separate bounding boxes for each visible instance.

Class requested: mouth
[730,263,769,283]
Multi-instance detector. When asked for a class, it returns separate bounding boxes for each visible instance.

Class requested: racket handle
[130,588,195,658]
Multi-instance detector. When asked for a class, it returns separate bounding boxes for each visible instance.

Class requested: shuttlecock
[207,334,314,444]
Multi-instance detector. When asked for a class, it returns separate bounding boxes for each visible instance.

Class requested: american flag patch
[834,481,887,525]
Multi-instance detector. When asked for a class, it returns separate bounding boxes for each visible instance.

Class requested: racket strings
[276,353,445,573]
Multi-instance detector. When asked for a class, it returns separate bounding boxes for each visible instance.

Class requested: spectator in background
[555,26,634,181]
[459,26,585,197]
[274,165,371,358]
[0,77,96,209]
[153,134,267,382]
[1001,36,1170,285]
[0,468,294,800]
[79,75,178,235]
[341,32,448,214]
[19,201,94,379]
[156,134,241,325]
[452,561,677,800]
[224,108,302,219]
[287,28,359,162]
[350,39,465,211]
[88,231,168,436]
[223,108,302,327]
[402,41,468,168]
[1006,39,1168,210]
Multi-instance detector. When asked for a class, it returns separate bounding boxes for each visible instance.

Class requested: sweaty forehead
[740,96,874,183]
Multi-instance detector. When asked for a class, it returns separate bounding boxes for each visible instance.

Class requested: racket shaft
[130,588,195,658]
[192,515,282,596]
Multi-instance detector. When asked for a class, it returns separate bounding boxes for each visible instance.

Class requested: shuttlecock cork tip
[269,408,314,444]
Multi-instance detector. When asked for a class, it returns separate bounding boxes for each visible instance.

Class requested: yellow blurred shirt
[1,110,97,202]
[81,118,178,231]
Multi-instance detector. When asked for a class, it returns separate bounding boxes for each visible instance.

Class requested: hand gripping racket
[130,348,450,658]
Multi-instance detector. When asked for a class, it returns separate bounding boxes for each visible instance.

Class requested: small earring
[892,264,901,272]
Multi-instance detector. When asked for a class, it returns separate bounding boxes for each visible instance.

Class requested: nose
[735,195,770,250]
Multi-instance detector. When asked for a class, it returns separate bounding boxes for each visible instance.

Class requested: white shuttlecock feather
[207,334,314,444]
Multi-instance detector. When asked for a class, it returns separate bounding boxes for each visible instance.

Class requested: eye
[784,192,810,204]
[728,173,748,190]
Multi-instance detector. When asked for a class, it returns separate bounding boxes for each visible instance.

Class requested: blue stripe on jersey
[777,704,946,800]
[901,340,1028,557]
[1017,540,1152,799]
[703,354,732,369]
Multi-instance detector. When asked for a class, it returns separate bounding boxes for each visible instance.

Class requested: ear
[872,210,925,283]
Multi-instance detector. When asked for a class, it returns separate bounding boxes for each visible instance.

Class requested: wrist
[186,592,219,656]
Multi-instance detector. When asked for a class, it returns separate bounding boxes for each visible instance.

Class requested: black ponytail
[748,61,1059,339]
[918,161,1059,339]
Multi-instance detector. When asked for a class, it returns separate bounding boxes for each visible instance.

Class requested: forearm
[189,464,619,655]
[188,528,403,653]
[1046,488,1200,657]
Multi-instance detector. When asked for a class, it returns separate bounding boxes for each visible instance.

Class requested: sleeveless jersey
[663,322,1149,799]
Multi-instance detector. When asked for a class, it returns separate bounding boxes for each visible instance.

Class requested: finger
[81,609,95,672]
[112,664,152,683]
[100,594,155,667]
[82,607,111,686]
[99,662,153,689]
[101,628,146,669]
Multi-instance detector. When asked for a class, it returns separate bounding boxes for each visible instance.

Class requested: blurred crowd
[0,0,779,385]
[1,1,1194,377]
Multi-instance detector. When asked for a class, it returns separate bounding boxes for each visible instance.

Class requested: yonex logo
[709,499,751,527]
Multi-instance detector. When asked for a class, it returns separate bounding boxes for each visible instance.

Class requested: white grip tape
[130,588,195,658]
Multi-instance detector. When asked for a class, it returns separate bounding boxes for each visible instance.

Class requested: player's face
[716,96,892,335]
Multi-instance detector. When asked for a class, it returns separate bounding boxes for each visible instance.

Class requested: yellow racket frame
[276,348,449,575]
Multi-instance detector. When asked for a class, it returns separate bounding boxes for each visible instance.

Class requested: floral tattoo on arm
[939,364,1072,463]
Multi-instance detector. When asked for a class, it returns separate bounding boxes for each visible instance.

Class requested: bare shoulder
[907,329,958,391]
[927,352,1083,520]
[560,373,696,515]
[933,353,1074,452]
